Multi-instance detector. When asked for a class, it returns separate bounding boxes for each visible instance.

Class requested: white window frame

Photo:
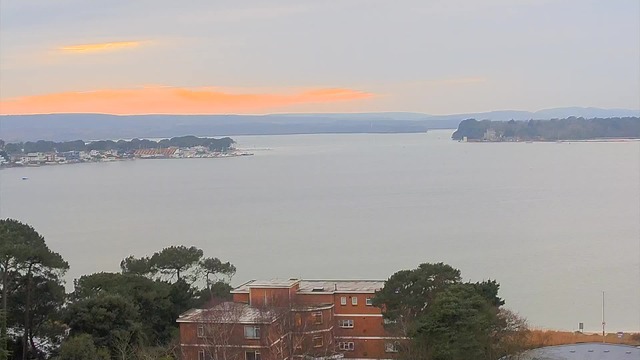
[246,351,261,360]
[338,319,354,328]
[313,312,323,325]
[340,296,347,305]
[366,297,373,306]
[197,324,205,338]
[198,349,206,360]
[385,341,400,353]
[338,342,355,351]
[352,296,358,305]
[244,325,261,339]
[313,336,323,348]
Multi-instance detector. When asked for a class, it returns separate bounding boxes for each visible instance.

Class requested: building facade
[178,279,400,360]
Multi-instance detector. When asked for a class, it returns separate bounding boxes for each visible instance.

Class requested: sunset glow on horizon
[1,1,637,114]
[0,86,375,115]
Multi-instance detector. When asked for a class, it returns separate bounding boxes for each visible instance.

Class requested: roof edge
[301,279,386,282]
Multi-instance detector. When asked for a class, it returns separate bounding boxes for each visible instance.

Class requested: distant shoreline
[555,137,640,143]
[462,137,640,143]
[452,117,640,142]
[0,150,253,170]
[0,135,251,169]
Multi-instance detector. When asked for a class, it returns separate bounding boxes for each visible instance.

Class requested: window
[338,342,355,351]
[198,349,205,360]
[313,312,323,324]
[340,296,347,305]
[385,341,400,353]
[246,351,261,360]
[313,336,323,347]
[366,297,373,306]
[244,326,261,339]
[295,313,302,326]
[352,296,358,305]
[338,319,354,328]
[197,324,205,338]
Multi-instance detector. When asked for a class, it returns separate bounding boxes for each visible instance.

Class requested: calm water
[1,130,639,332]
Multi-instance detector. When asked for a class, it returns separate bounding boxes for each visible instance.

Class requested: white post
[602,291,605,343]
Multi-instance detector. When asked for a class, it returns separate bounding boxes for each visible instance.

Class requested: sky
[0,0,639,115]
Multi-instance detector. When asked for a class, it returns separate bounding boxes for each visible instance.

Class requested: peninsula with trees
[452,116,640,142]
[0,136,251,168]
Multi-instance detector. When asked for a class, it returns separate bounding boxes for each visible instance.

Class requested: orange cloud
[59,41,141,53]
[0,86,375,115]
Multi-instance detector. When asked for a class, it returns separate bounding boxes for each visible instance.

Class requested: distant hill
[277,108,640,122]
[422,107,640,122]
[0,114,457,141]
[1,107,638,141]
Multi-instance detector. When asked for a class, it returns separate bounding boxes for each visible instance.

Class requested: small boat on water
[22,177,28,180]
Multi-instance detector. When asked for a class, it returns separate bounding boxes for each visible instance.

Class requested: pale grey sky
[1,0,638,114]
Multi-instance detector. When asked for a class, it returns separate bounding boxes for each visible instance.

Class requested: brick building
[178,279,401,360]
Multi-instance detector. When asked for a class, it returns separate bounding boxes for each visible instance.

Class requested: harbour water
[1,130,638,331]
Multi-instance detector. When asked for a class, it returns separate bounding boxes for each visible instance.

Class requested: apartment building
[178,279,401,360]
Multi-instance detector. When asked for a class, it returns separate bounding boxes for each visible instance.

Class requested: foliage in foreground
[0,218,235,360]
[56,334,108,360]
[0,219,69,360]
[373,262,529,360]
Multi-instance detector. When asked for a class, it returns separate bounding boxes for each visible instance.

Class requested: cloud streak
[431,77,486,85]
[0,86,375,115]
[59,41,142,53]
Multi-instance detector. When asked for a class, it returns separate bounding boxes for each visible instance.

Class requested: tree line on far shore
[0,136,235,155]
[451,116,640,140]
[1,218,565,360]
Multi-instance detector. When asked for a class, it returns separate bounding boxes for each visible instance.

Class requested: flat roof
[231,279,385,294]
[231,279,300,292]
[177,302,277,324]
[298,280,385,293]
[520,343,640,359]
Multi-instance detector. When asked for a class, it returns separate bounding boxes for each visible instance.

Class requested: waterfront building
[178,279,400,360]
